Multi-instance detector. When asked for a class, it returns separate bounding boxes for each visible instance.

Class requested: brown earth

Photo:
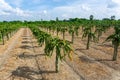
[0,28,80,80]
[0,27,120,80]
[41,27,120,80]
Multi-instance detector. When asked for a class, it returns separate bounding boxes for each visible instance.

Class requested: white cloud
[1,0,120,21]
[112,0,120,4]
[61,14,69,18]
[105,0,120,18]
[81,4,91,11]
[49,2,92,19]
[0,11,10,15]
[0,0,31,21]
[0,0,13,11]
[43,10,47,14]
[48,0,120,19]
[13,8,30,17]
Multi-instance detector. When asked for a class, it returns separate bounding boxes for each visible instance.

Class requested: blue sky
[0,0,120,21]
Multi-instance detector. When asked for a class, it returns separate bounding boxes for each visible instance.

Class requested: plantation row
[0,15,120,62]
[29,26,73,72]
[27,16,120,61]
[24,18,119,75]
[0,22,21,45]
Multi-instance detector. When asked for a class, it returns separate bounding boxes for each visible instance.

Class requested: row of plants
[29,26,73,72]
[0,21,21,45]
[0,15,119,62]
[35,15,120,61]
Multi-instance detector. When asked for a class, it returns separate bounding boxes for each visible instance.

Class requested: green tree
[90,15,94,21]
[82,24,96,49]
[95,21,104,41]
[0,30,5,45]
[111,15,115,20]
[68,22,79,43]
[104,26,120,61]
[56,17,59,21]
[30,26,73,72]
[60,27,67,40]
[45,37,73,72]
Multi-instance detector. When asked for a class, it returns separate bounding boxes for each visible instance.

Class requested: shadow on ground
[97,44,113,47]
[9,66,56,80]
[75,48,87,51]
[22,41,37,44]
[20,45,39,49]
[18,52,45,59]
[79,56,95,63]
[95,59,113,61]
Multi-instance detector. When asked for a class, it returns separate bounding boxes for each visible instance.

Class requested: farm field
[0,21,120,80]
[1,0,120,80]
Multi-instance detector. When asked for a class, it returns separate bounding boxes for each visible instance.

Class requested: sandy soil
[0,27,120,80]
[0,28,80,80]
[40,27,120,80]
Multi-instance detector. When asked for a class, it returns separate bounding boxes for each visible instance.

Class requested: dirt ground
[0,28,80,80]
[0,27,120,80]
[41,27,120,80]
